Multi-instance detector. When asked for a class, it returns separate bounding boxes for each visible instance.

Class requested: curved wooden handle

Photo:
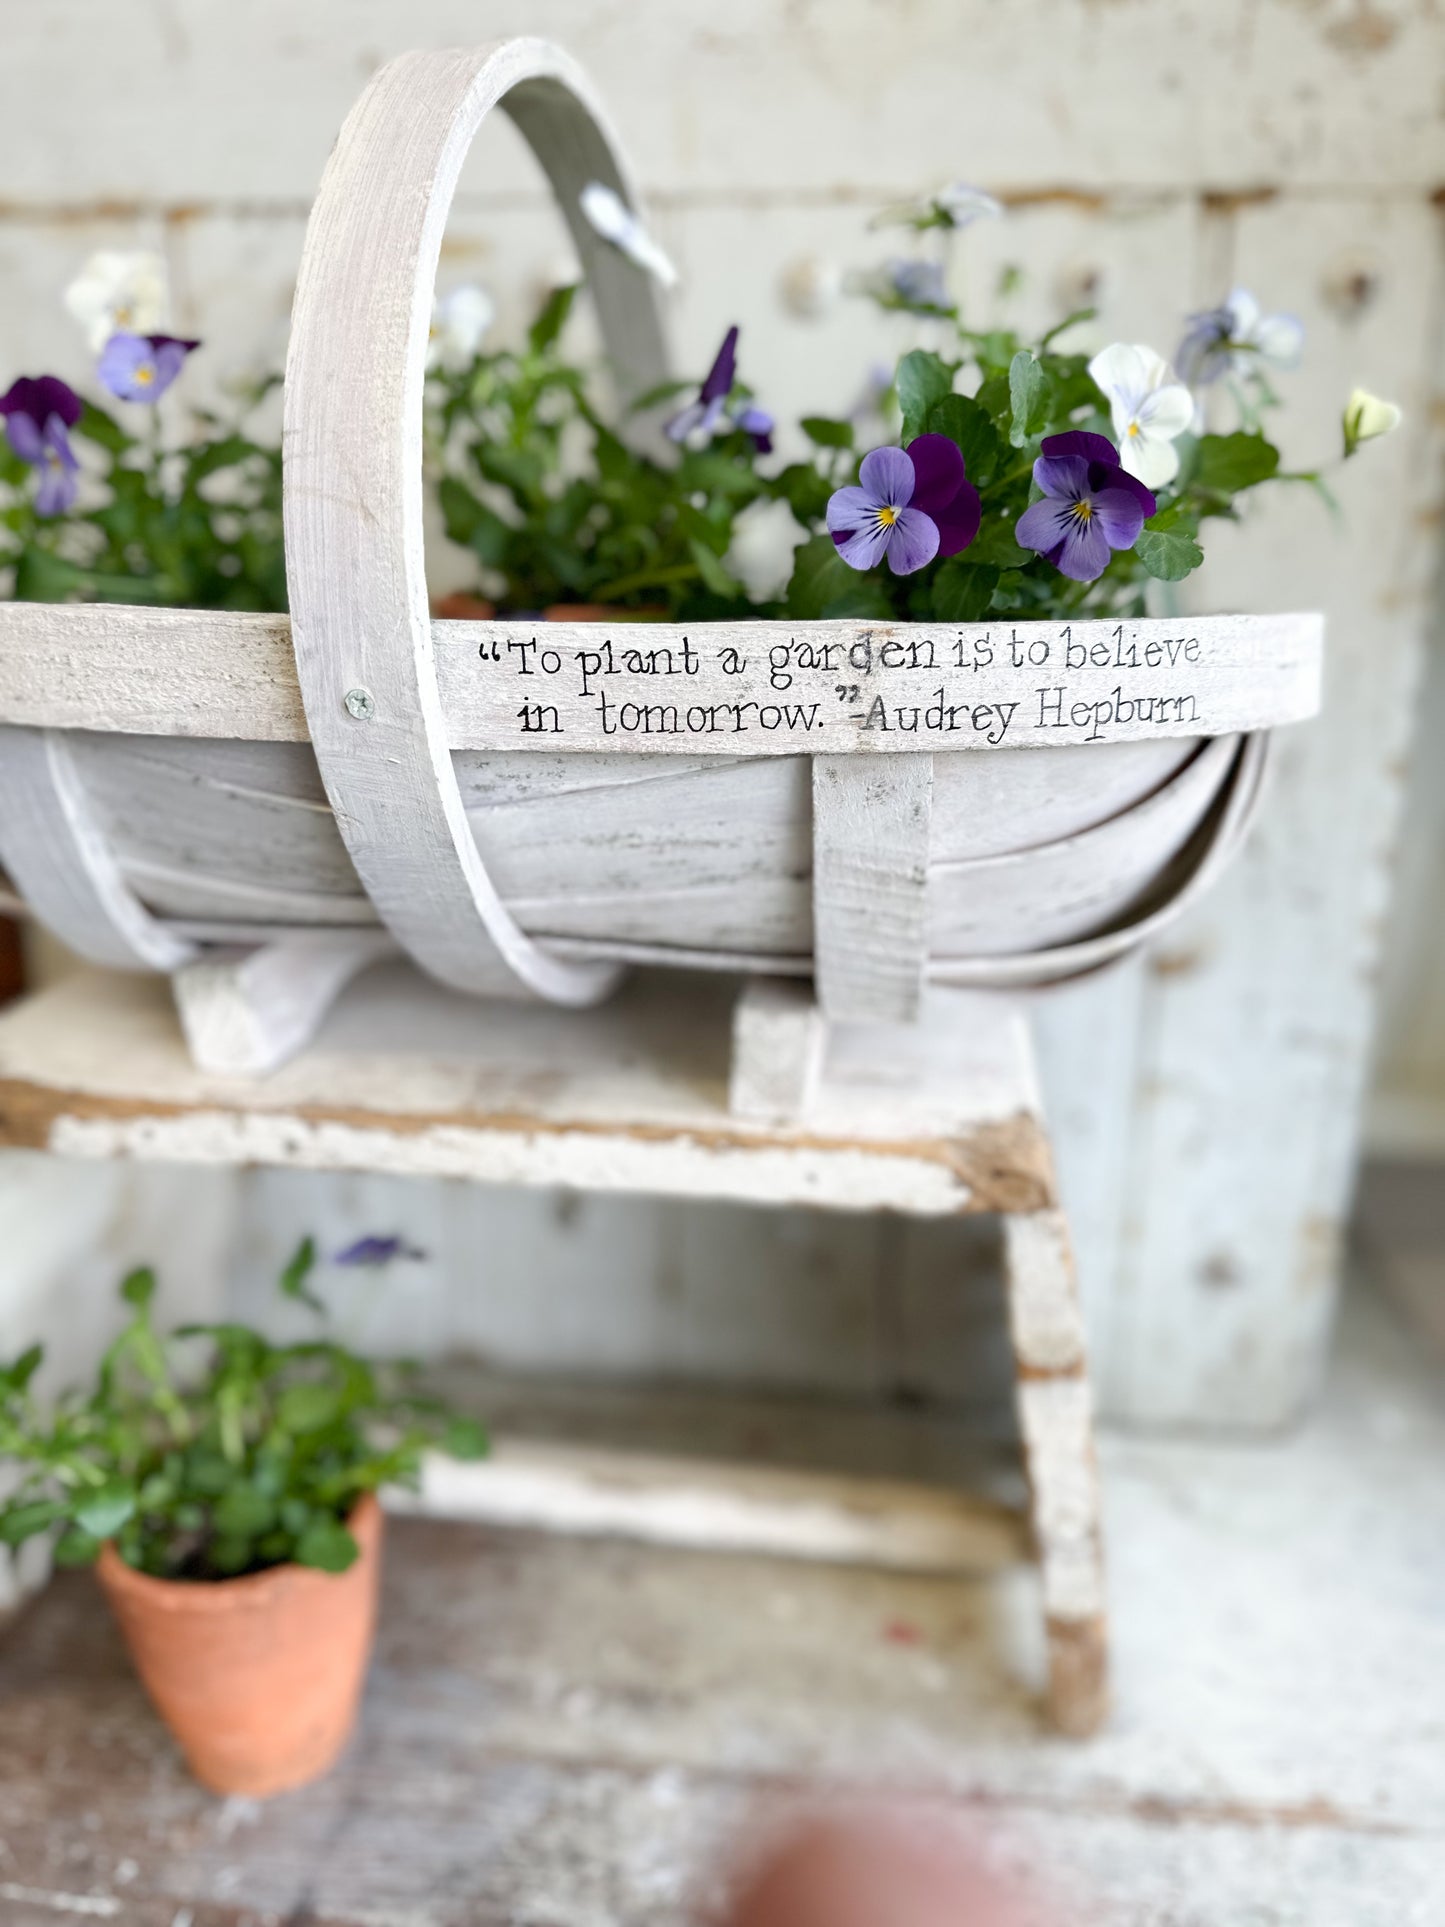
[284,39,670,1003]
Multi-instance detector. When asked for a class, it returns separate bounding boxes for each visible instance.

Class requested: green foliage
[426,295,774,620]
[1,385,286,612]
[0,1243,488,1582]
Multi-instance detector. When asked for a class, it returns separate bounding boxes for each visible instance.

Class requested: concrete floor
[0,1247,1442,1925]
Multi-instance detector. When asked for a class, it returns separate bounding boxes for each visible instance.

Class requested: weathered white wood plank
[7,1,1442,201]
[401,1436,1028,1572]
[0,605,1323,753]
[728,978,824,1122]
[0,965,1055,1217]
[813,753,933,1023]
[172,931,395,1074]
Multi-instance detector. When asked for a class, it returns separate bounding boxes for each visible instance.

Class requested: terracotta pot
[542,603,667,622]
[96,1493,383,1798]
[430,591,497,620]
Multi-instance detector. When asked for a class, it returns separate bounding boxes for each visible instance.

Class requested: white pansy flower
[578,181,678,289]
[427,286,494,369]
[64,251,169,352]
[872,182,1003,232]
[1343,387,1402,456]
[1088,342,1195,488]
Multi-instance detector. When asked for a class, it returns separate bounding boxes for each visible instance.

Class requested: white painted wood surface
[0,727,196,973]
[402,1436,1029,1571]
[172,931,395,1074]
[0,605,1322,751]
[812,754,932,1022]
[0,1,1440,1433]
[728,977,824,1122]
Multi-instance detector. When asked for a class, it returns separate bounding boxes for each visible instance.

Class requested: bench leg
[1002,1207,1109,1736]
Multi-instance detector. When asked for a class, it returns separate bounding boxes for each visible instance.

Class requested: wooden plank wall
[0,0,1442,1428]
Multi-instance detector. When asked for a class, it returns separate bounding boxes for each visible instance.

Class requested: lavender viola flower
[334,1234,428,1269]
[664,327,773,452]
[826,434,981,576]
[1176,288,1303,389]
[872,257,950,312]
[97,330,200,404]
[1014,431,1156,583]
[0,375,83,516]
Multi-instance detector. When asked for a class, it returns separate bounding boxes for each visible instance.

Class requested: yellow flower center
[1070,499,1094,524]
[135,363,155,386]
[114,304,132,326]
[1127,419,1142,437]
[877,505,898,527]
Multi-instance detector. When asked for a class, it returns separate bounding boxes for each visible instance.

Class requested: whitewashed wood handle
[284,39,669,1004]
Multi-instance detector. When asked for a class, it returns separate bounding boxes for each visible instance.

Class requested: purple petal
[1031,454,1090,502]
[1087,461,1156,520]
[1015,496,1073,555]
[0,374,83,430]
[1090,485,1148,551]
[904,433,965,518]
[857,444,915,509]
[5,413,44,463]
[699,325,739,405]
[664,398,705,443]
[1041,430,1119,467]
[884,506,940,575]
[826,484,880,538]
[145,334,201,355]
[932,477,981,557]
[1052,513,1112,582]
[834,519,893,571]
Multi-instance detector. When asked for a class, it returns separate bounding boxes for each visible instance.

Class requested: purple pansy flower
[1014,430,1156,583]
[0,375,83,517]
[96,330,200,404]
[666,326,737,444]
[334,1234,428,1268]
[663,326,772,452]
[826,433,982,576]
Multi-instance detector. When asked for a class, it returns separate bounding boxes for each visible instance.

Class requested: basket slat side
[813,754,932,1023]
[0,725,196,972]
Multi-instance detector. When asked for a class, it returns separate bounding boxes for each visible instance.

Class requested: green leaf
[11,547,92,603]
[931,560,1000,622]
[1194,431,1280,493]
[53,1528,101,1568]
[120,1267,156,1311]
[527,283,578,354]
[209,1534,256,1575]
[966,513,1032,571]
[76,400,133,455]
[294,1518,360,1573]
[74,1483,136,1541]
[924,394,1005,489]
[278,1237,324,1315]
[212,1485,276,1538]
[0,1499,70,1546]
[774,461,832,525]
[442,1416,490,1461]
[799,415,854,450]
[276,1381,343,1434]
[783,533,892,621]
[0,1343,43,1396]
[1007,352,1050,447]
[687,536,743,600]
[1134,527,1205,581]
[895,350,953,442]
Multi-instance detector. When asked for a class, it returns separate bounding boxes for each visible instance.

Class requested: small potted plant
[0,1237,486,1797]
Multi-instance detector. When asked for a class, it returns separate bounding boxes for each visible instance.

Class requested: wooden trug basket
[0,40,1322,1070]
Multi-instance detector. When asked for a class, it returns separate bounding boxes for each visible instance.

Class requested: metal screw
[344,686,375,721]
